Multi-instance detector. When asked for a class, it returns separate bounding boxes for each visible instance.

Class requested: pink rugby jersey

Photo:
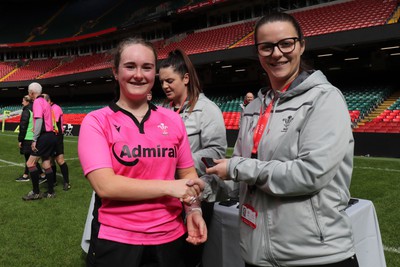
[51,103,63,134]
[33,96,54,132]
[78,102,194,245]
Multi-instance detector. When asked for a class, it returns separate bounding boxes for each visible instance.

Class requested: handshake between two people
[177,159,230,245]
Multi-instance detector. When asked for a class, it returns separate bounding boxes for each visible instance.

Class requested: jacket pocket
[310,198,325,243]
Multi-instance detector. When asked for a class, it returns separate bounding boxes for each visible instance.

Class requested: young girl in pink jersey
[78,37,207,267]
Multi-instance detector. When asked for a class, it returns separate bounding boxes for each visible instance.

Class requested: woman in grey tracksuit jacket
[230,70,356,266]
[207,12,358,267]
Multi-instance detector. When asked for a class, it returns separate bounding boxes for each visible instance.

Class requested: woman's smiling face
[114,43,156,100]
[256,21,305,90]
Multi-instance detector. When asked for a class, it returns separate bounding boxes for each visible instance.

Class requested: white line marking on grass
[0,133,17,137]
[354,166,400,173]
[384,245,400,254]
[0,158,24,167]
[65,157,79,161]
[0,133,77,143]
[64,139,77,143]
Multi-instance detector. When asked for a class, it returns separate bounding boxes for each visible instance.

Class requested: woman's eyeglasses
[256,37,300,56]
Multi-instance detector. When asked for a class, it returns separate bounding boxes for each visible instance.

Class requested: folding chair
[64,124,73,136]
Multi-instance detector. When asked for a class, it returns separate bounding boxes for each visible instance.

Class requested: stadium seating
[2,58,62,82]
[0,0,398,80]
[160,0,397,53]
[353,90,400,133]
[293,0,397,36]
[1,0,399,134]
[158,21,255,59]
[0,62,17,81]
[40,53,112,78]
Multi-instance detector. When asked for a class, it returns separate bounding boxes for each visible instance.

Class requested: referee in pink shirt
[22,82,57,200]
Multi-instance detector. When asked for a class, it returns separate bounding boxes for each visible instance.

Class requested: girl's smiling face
[114,43,156,100]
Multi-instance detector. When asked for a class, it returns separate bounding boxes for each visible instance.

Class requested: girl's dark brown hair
[159,48,202,114]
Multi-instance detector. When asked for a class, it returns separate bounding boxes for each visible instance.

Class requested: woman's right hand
[206,158,230,180]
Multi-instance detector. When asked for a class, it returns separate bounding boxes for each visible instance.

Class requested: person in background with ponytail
[16,95,45,182]
[159,48,230,267]
[42,94,71,191]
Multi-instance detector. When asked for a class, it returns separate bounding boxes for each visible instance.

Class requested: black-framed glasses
[256,37,300,56]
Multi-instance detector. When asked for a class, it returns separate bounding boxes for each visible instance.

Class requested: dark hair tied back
[160,49,202,113]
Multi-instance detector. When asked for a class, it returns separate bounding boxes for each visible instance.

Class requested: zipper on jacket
[264,216,281,267]
[310,199,325,243]
[265,97,279,135]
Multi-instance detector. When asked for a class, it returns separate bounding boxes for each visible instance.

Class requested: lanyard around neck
[251,83,291,158]
[171,96,188,114]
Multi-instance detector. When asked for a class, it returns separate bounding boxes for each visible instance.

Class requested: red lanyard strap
[171,96,188,114]
[251,83,291,157]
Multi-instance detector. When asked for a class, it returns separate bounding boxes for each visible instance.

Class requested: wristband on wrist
[186,207,202,216]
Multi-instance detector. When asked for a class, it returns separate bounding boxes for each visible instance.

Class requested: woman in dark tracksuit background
[16,95,43,182]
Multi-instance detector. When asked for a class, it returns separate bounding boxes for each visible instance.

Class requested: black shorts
[31,132,57,159]
[20,140,33,155]
[53,134,65,156]
[87,234,186,267]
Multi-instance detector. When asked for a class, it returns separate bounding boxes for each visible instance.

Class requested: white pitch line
[0,157,79,168]
[65,157,79,161]
[384,245,400,254]
[0,133,77,143]
[0,158,24,167]
[354,166,400,173]
[64,139,78,143]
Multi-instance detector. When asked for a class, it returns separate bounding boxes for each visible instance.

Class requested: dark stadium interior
[1,0,399,156]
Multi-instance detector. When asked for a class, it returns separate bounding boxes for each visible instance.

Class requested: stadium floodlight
[344,57,359,61]
[380,46,399,50]
[235,69,246,72]
[221,65,232,68]
[390,52,400,56]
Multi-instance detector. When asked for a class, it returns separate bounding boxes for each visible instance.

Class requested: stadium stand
[39,53,112,79]
[158,21,255,58]
[0,62,17,81]
[1,0,400,138]
[293,0,397,36]
[2,58,62,82]
[354,90,400,133]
